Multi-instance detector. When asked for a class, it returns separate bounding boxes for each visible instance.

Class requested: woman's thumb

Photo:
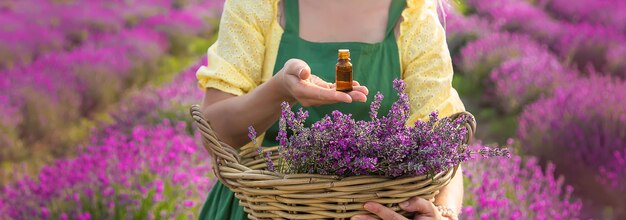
[298,66,311,80]
[285,59,311,80]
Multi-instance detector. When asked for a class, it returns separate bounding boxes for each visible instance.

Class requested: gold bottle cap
[338,49,350,59]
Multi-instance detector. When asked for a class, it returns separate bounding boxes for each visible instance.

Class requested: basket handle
[190,105,241,163]
[190,105,242,169]
[449,111,477,145]
[442,111,476,189]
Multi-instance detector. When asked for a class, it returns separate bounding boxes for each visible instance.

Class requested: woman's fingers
[352,85,369,96]
[347,90,367,102]
[359,202,408,220]
[294,77,368,105]
[399,197,438,217]
[303,73,368,96]
[293,86,351,104]
[353,198,440,220]
[350,214,380,220]
[304,86,370,105]
[309,75,333,89]
[309,76,366,92]
[281,59,370,106]
[327,80,365,91]
[297,86,368,105]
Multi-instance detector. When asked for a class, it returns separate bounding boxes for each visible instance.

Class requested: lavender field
[1,0,624,219]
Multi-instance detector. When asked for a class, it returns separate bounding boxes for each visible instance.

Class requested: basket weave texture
[190,105,476,219]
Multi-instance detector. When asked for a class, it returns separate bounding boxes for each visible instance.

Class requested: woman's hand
[351,197,443,220]
[278,59,369,107]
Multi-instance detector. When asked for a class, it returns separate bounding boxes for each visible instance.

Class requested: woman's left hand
[351,197,442,220]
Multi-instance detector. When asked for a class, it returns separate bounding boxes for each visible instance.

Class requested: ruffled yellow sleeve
[196,0,275,96]
[399,0,465,124]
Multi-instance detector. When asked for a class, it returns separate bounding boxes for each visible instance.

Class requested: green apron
[199,0,406,219]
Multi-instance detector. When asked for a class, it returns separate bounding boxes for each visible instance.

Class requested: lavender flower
[555,23,626,78]
[445,11,494,55]
[518,75,626,217]
[466,0,563,44]
[249,126,262,155]
[489,52,576,113]
[598,149,626,192]
[458,32,548,82]
[0,0,222,168]
[0,121,213,219]
[248,126,257,144]
[478,145,511,158]
[464,0,626,79]
[0,0,223,214]
[369,92,384,120]
[463,144,582,219]
[247,125,275,171]
[265,152,275,172]
[255,79,507,178]
[538,0,626,34]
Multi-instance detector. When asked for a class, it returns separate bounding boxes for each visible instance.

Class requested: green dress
[198,0,407,219]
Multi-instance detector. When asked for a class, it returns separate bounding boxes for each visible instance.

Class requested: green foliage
[450,0,475,15]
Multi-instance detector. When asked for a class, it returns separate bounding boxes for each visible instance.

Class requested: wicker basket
[190,105,476,220]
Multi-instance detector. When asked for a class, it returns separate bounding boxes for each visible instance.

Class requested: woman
[196,0,465,219]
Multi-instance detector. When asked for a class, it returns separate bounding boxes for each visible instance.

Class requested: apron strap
[385,0,408,37]
[283,0,300,34]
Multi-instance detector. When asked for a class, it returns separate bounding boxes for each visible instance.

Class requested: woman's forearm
[201,71,294,148]
[434,165,464,216]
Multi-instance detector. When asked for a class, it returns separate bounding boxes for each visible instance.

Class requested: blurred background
[0,0,624,219]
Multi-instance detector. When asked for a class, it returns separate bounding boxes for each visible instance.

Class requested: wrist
[267,71,296,104]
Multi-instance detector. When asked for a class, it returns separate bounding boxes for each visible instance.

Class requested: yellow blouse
[196,0,465,123]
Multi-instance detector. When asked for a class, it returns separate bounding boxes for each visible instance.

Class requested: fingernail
[297,68,304,78]
[363,202,373,210]
[399,201,409,208]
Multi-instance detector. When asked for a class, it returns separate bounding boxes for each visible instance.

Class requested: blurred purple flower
[556,23,626,78]
[139,11,206,36]
[599,149,626,192]
[463,145,582,219]
[518,75,626,217]
[458,32,548,81]
[538,0,626,34]
[445,11,494,55]
[489,52,577,113]
[0,121,213,219]
[466,0,563,44]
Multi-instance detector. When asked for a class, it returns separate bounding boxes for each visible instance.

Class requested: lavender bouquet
[249,79,508,178]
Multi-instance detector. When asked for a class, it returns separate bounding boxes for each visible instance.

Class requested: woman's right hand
[278,59,369,107]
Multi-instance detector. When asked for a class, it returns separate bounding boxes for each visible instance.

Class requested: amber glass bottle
[335,49,353,92]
